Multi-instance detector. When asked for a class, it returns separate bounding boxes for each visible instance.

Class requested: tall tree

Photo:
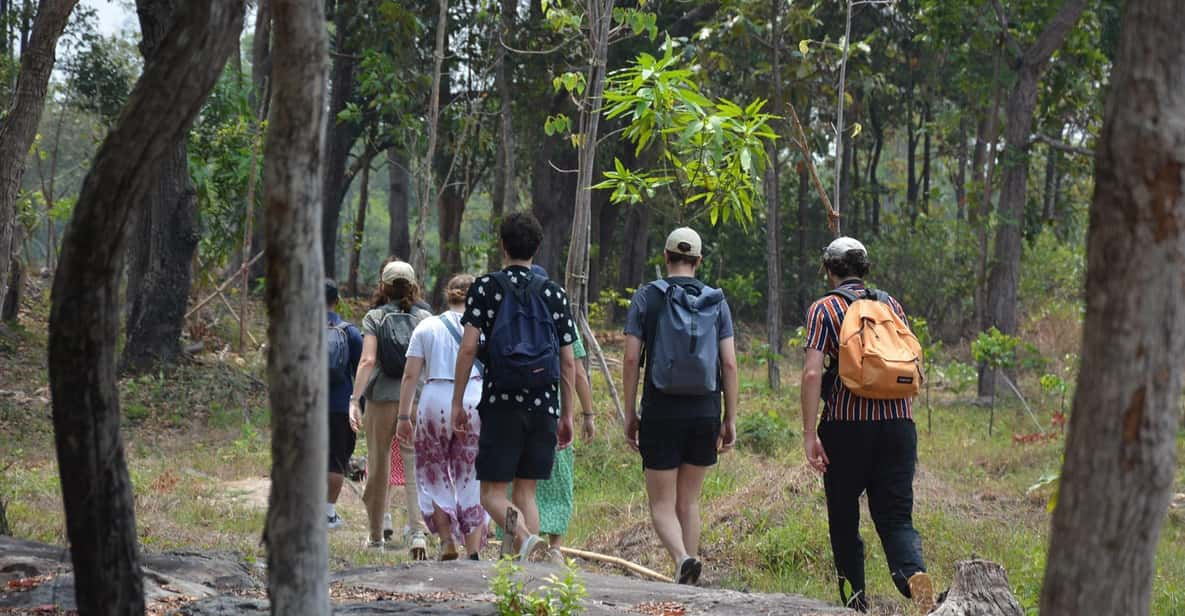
[979,0,1086,397]
[0,0,77,321]
[47,2,243,612]
[1041,1,1185,613]
[320,0,361,279]
[121,0,210,373]
[409,0,446,277]
[763,0,784,390]
[489,0,516,268]
[262,0,329,612]
[387,147,410,259]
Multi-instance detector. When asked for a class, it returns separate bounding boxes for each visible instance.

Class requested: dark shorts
[476,407,558,482]
[328,412,356,474]
[639,415,720,470]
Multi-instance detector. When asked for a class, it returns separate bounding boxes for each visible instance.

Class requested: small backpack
[644,279,725,396]
[327,320,352,386]
[827,288,923,400]
[485,272,560,390]
[375,305,422,379]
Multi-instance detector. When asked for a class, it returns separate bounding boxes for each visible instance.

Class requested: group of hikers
[321,211,935,613]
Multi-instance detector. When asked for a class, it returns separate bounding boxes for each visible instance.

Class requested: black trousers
[818,419,926,607]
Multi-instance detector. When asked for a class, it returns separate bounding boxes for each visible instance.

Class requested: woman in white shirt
[396,274,489,560]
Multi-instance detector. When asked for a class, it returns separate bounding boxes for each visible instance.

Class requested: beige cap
[664,227,703,258]
[823,236,867,260]
[381,260,416,285]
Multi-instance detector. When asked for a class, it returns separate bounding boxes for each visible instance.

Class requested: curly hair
[823,250,871,280]
[499,212,544,260]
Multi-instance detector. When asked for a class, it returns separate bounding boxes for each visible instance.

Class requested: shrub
[738,409,794,457]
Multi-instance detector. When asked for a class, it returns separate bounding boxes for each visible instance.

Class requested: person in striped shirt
[800,236,933,613]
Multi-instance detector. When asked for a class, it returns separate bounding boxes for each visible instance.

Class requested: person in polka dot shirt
[449,212,577,560]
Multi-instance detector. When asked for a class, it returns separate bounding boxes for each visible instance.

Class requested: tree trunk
[955,117,969,221]
[867,97,882,235]
[247,0,270,282]
[1041,3,1185,613]
[121,0,207,375]
[263,0,330,613]
[1,251,21,321]
[1042,141,1058,226]
[320,1,359,279]
[921,100,932,215]
[588,186,614,302]
[905,79,918,217]
[794,97,813,318]
[532,94,578,273]
[973,50,1003,398]
[410,0,447,276]
[346,160,369,296]
[387,147,410,260]
[430,183,465,309]
[616,201,649,319]
[931,560,1023,616]
[0,0,78,319]
[489,0,516,269]
[981,0,1087,396]
[47,3,243,614]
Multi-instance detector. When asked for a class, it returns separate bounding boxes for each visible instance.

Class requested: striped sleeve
[804,300,832,352]
[888,295,909,326]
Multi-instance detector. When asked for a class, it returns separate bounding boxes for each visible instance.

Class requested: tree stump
[930,560,1023,616]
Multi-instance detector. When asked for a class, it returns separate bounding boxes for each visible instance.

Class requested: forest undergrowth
[2,293,1185,615]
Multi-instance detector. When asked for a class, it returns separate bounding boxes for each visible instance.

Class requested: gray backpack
[644,279,725,396]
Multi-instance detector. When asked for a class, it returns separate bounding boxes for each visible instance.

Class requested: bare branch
[1031,133,1094,157]
[989,0,1024,60]
[549,160,579,174]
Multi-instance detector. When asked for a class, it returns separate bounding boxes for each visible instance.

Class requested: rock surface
[2,536,849,615]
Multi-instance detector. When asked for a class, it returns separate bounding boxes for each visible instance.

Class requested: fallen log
[557,546,672,584]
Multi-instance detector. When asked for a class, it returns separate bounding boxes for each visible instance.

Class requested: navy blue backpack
[327,320,352,386]
[485,272,560,390]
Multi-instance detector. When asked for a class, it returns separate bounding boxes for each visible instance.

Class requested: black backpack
[375,305,422,379]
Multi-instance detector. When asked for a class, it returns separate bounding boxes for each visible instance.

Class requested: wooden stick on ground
[557,546,672,583]
[785,101,840,236]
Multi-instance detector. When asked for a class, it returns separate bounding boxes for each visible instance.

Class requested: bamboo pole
[556,546,672,583]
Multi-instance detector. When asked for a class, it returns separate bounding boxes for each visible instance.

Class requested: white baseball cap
[823,236,867,261]
[381,260,416,285]
[665,227,703,258]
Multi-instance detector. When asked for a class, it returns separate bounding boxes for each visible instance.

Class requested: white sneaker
[382,513,394,541]
[327,514,344,530]
[408,531,428,561]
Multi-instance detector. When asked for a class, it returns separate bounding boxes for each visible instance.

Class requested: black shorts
[476,407,558,482]
[328,412,356,474]
[639,415,720,470]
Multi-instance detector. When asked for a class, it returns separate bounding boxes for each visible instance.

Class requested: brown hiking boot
[908,572,935,614]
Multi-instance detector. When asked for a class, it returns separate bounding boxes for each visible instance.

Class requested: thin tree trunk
[122,0,207,374]
[489,0,516,268]
[411,0,447,276]
[430,183,465,308]
[263,0,330,613]
[921,100,932,214]
[346,159,369,296]
[1042,140,1058,225]
[867,97,882,235]
[764,0,783,390]
[981,0,1087,397]
[795,97,813,317]
[387,147,410,259]
[47,3,243,614]
[955,117,969,221]
[1042,2,1185,612]
[0,0,78,318]
[975,47,1004,399]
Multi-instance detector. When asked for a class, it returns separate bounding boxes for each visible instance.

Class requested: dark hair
[370,257,422,311]
[325,279,340,306]
[823,250,870,279]
[664,250,701,267]
[445,273,474,305]
[500,212,544,260]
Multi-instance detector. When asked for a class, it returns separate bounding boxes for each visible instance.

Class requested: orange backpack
[830,288,923,400]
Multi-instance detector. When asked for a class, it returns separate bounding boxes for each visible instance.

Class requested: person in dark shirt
[622,227,739,585]
[450,212,577,560]
[326,280,363,529]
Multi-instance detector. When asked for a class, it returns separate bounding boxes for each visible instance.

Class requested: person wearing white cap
[622,226,739,585]
[800,237,933,612]
[349,258,433,555]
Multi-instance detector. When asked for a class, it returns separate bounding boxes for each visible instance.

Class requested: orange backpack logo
[833,289,923,400]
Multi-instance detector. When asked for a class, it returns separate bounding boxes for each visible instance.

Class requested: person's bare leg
[431,504,454,549]
[644,468,688,564]
[510,479,540,536]
[675,463,710,557]
[480,481,530,547]
[548,534,563,548]
[463,527,484,556]
[328,472,345,504]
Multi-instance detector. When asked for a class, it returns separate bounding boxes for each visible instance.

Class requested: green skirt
[502,445,575,538]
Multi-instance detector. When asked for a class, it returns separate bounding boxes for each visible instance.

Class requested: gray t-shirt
[361,305,432,402]
[624,277,735,420]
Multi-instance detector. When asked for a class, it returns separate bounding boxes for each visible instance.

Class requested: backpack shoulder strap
[440,313,483,373]
[826,287,860,305]
[525,274,548,297]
